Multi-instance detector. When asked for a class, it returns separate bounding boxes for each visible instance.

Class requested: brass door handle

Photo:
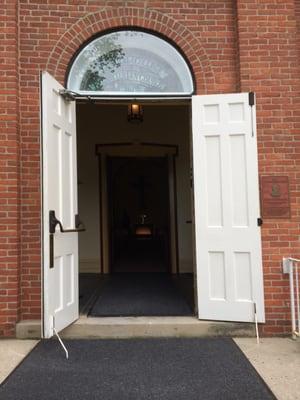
[49,210,85,268]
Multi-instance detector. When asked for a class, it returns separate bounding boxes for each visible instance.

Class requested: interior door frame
[95,143,179,274]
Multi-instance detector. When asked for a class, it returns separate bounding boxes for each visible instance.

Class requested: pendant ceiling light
[128,103,143,123]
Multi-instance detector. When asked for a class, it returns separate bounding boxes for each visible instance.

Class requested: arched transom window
[67,30,194,95]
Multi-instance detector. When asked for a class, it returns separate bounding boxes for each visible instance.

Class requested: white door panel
[192,93,265,323]
[41,71,79,338]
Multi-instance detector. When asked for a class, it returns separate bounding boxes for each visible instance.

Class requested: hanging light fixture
[128,103,143,123]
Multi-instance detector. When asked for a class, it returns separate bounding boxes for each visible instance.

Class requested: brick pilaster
[0,0,20,337]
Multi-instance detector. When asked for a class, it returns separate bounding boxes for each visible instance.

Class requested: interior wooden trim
[173,155,180,274]
[98,155,104,274]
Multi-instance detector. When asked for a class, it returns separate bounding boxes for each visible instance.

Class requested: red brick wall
[0,0,299,336]
[0,0,20,337]
[296,0,300,60]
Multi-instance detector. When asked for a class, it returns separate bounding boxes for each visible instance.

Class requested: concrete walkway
[235,338,300,400]
[0,340,37,384]
[0,338,299,399]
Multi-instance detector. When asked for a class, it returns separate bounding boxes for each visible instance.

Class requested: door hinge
[248,92,255,107]
[257,217,263,226]
[248,92,255,137]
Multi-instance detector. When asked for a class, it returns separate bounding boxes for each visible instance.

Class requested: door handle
[186,220,192,224]
[49,210,86,233]
[49,210,86,268]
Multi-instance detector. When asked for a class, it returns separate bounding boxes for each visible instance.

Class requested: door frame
[41,86,265,327]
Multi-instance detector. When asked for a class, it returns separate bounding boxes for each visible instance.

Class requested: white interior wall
[77,103,193,273]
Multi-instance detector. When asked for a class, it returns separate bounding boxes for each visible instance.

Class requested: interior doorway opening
[76,101,195,317]
[108,156,170,273]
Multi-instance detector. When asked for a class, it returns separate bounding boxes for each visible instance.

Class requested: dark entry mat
[89,273,193,316]
[0,339,276,400]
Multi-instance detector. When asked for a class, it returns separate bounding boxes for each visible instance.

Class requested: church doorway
[76,101,195,317]
[41,28,265,338]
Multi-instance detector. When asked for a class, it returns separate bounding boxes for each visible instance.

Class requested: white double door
[41,72,79,338]
[41,72,265,338]
[192,94,264,323]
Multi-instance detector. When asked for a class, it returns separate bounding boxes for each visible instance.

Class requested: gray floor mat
[89,273,193,316]
[0,338,276,400]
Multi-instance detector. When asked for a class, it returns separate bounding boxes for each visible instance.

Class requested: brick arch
[46,7,215,94]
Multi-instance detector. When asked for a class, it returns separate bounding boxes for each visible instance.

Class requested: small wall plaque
[260,176,290,218]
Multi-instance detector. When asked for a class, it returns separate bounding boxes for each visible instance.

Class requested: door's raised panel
[228,102,245,122]
[65,254,75,306]
[230,134,249,227]
[67,102,73,124]
[205,135,223,227]
[52,88,61,116]
[52,255,63,314]
[234,252,253,301]
[48,125,60,214]
[203,104,220,124]
[60,130,73,228]
[209,252,226,300]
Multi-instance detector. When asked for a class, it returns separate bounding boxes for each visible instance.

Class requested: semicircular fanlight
[67,30,194,96]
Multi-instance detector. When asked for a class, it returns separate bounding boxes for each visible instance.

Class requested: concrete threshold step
[60,316,256,339]
[16,317,256,339]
